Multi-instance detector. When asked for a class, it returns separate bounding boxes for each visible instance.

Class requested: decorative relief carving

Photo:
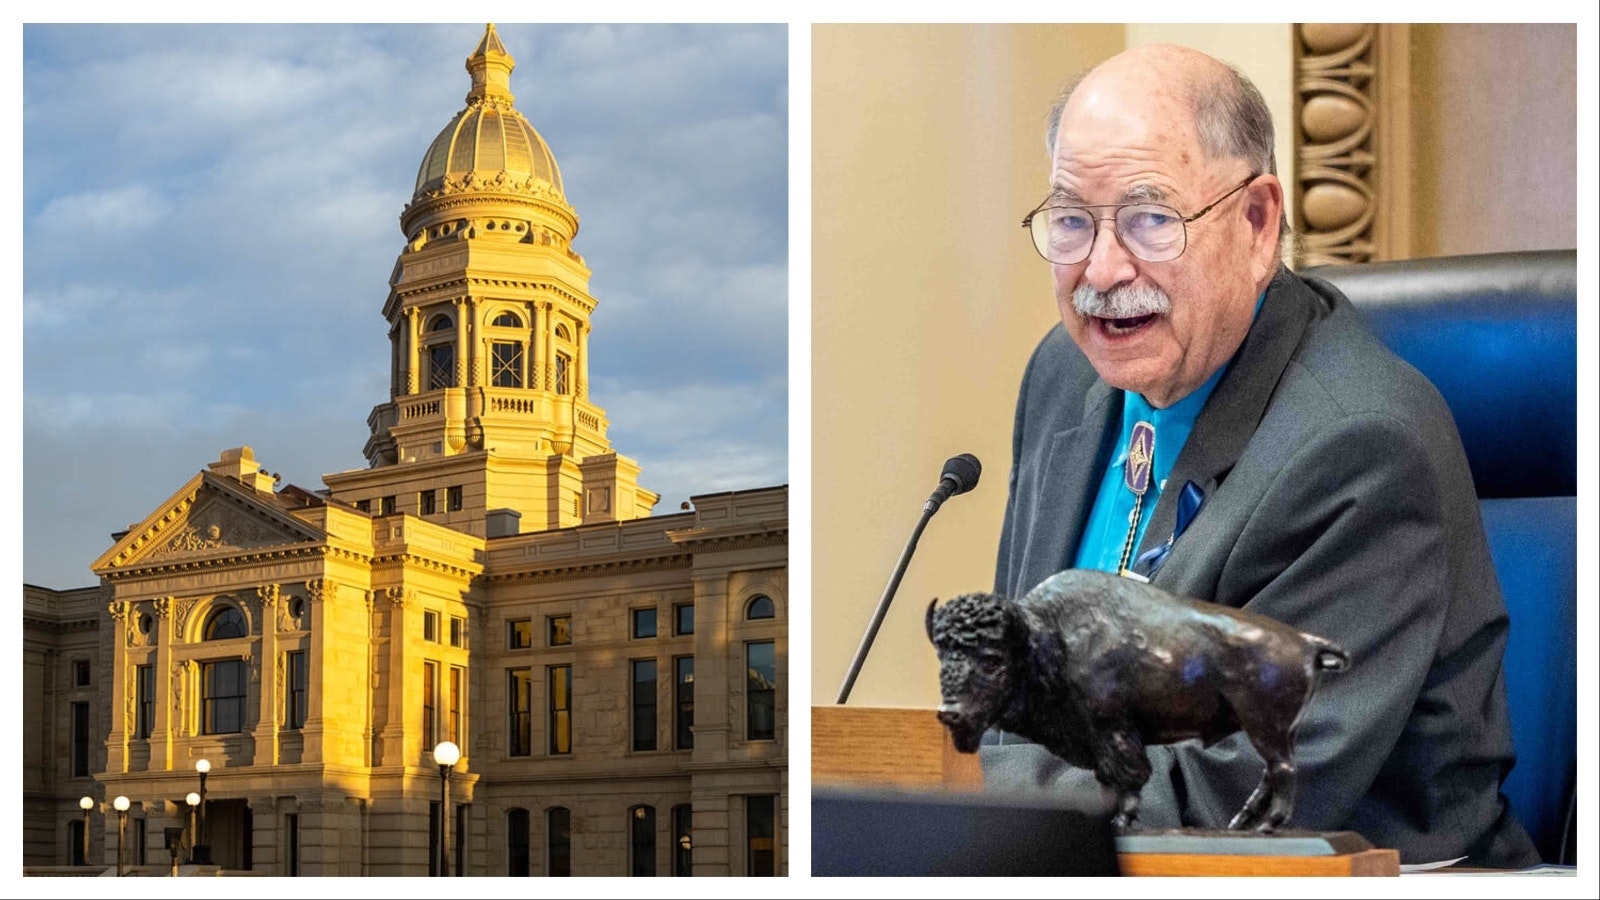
[382,587,415,609]
[144,500,297,561]
[172,660,189,733]
[1294,23,1410,265]
[174,598,196,642]
[107,600,132,621]
[276,654,286,725]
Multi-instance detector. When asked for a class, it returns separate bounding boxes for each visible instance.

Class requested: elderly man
[986,43,1539,868]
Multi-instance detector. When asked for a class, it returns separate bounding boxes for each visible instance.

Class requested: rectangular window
[135,817,147,865]
[202,659,247,734]
[424,611,440,642]
[69,818,87,866]
[135,664,154,739]
[508,669,532,756]
[631,608,657,639]
[672,804,693,876]
[548,664,571,755]
[675,656,695,750]
[286,650,307,730]
[71,701,90,777]
[450,616,465,648]
[632,659,657,752]
[508,619,532,649]
[747,795,776,876]
[491,341,524,388]
[674,603,694,636]
[548,615,571,647]
[429,344,456,390]
[447,485,463,511]
[380,495,396,516]
[419,489,437,515]
[554,352,571,395]
[747,641,775,742]
[422,661,438,746]
[74,659,92,687]
[631,805,656,876]
[428,801,441,877]
[356,498,371,513]
[448,665,464,744]
[286,813,300,876]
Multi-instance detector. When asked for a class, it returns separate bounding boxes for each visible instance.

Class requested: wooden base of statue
[1116,830,1400,876]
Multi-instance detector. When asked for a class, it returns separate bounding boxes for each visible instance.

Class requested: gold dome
[412,24,564,200]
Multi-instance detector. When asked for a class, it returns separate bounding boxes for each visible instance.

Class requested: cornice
[480,552,693,584]
[370,552,483,581]
[100,544,369,581]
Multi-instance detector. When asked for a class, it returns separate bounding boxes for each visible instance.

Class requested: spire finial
[465,23,515,105]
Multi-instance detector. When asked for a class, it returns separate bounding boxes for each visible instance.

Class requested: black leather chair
[1305,250,1577,864]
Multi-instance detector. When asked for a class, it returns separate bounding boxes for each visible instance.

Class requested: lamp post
[78,796,93,867]
[113,795,130,877]
[185,792,201,865]
[193,759,211,865]
[433,740,460,877]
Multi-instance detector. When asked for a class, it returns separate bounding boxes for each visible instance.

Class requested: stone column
[377,588,412,767]
[253,585,281,765]
[151,597,175,770]
[577,321,590,399]
[303,580,335,763]
[454,299,468,387]
[406,307,420,393]
[106,599,133,774]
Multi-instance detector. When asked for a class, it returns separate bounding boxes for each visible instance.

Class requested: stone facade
[21,25,786,877]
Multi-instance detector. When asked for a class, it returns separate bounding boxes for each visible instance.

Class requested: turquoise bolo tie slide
[1129,480,1206,581]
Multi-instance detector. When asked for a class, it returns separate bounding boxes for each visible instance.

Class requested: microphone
[837,454,983,704]
[924,453,982,513]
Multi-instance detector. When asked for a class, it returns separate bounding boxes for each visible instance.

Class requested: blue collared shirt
[1073,292,1264,575]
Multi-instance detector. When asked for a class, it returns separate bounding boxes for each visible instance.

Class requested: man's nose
[936,702,962,725]
[1080,218,1139,294]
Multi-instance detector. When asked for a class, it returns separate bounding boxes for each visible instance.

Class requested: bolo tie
[1117,421,1155,578]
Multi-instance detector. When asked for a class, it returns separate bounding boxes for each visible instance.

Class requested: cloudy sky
[22,23,789,588]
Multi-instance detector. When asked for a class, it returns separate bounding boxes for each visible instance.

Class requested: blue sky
[22,23,789,588]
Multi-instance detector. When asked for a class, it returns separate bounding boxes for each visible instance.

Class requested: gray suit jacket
[988,267,1539,868]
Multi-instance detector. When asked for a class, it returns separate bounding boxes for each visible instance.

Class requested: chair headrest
[1303,250,1576,499]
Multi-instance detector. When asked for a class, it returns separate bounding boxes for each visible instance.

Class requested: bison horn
[925,598,938,641]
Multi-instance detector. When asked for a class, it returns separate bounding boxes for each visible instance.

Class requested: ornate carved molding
[1293,23,1412,265]
[107,599,132,621]
[152,596,172,618]
[174,598,197,642]
[381,587,415,609]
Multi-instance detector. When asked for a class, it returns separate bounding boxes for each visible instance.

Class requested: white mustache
[1073,283,1172,320]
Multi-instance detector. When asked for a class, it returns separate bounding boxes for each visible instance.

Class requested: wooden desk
[812,705,1400,876]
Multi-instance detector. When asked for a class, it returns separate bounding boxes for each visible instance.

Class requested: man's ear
[1245,173,1285,277]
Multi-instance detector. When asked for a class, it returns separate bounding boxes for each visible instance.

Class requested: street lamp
[113,795,130,877]
[185,792,201,865]
[193,758,212,865]
[433,740,460,877]
[78,796,93,867]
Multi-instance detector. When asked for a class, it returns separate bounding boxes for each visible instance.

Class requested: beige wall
[812,24,1297,709]
[1410,24,1577,257]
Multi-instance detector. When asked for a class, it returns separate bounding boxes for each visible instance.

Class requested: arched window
[672,804,692,876]
[492,311,522,328]
[630,805,656,877]
[427,314,454,332]
[745,595,775,620]
[506,808,530,876]
[546,807,571,877]
[203,605,247,640]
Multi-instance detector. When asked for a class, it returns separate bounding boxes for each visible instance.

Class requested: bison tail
[1303,633,1350,673]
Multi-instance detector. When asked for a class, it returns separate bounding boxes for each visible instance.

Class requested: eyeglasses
[1022,174,1260,265]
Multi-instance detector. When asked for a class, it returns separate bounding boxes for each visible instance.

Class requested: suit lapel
[1140,270,1319,567]
[1016,379,1119,596]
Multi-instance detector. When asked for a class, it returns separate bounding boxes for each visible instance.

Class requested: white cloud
[37,184,170,231]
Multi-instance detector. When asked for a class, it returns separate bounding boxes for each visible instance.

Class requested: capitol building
[22,25,787,877]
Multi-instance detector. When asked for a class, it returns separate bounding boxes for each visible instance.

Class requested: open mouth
[1095,313,1158,336]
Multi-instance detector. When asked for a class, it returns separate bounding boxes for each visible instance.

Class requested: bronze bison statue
[926,568,1349,832]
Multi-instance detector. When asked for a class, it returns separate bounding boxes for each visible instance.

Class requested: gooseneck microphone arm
[837,454,981,704]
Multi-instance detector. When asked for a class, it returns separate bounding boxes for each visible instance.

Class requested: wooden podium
[812,705,1400,876]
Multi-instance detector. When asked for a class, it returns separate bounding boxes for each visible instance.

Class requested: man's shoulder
[1018,323,1101,402]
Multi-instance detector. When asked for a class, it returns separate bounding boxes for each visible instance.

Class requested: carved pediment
[93,472,326,573]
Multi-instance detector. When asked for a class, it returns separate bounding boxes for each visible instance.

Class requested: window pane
[746,595,775,620]
[549,665,571,754]
[204,606,247,640]
[631,608,657,639]
[447,485,463,511]
[509,619,532,649]
[509,669,532,756]
[747,795,775,876]
[203,659,246,734]
[287,651,307,729]
[632,660,657,752]
[747,642,775,741]
[423,661,437,745]
[424,611,439,642]
[675,656,694,750]
[429,344,456,389]
[450,616,464,648]
[507,808,530,876]
[672,804,692,876]
[71,702,90,777]
[135,665,154,739]
[448,666,463,744]
[420,490,436,515]
[548,615,571,646]
[675,604,694,636]
[492,341,524,388]
[631,806,656,876]
[547,807,571,876]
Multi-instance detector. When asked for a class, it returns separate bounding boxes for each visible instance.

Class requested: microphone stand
[835,496,940,704]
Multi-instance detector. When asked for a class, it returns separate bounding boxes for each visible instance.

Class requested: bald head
[1046,43,1278,181]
